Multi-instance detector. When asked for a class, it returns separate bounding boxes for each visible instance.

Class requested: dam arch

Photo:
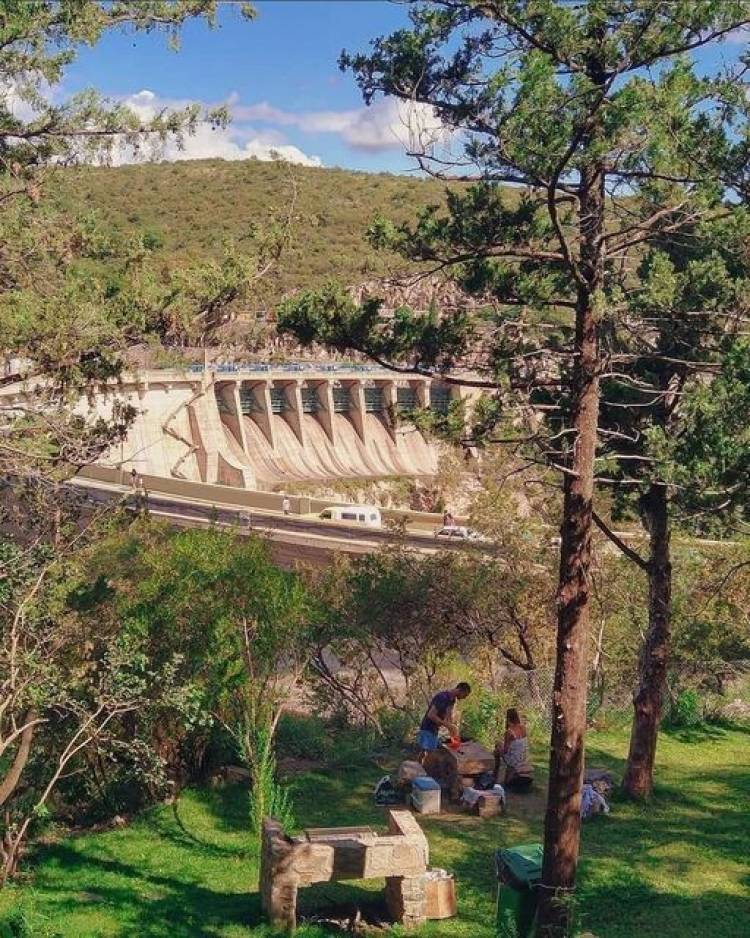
[67,364,477,489]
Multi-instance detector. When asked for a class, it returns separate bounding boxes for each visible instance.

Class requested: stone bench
[260,809,430,931]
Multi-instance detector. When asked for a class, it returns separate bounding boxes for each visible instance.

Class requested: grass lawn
[1,725,748,937]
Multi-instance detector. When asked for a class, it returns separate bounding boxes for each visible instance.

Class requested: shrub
[275,712,331,762]
[0,910,32,938]
[245,728,295,840]
[665,689,703,728]
[378,707,419,748]
[460,688,509,749]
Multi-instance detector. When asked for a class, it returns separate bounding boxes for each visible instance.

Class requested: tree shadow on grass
[26,842,259,937]
[577,875,750,938]
[431,755,750,938]
[140,798,254,860]
[288,770,396,831]
[295,880,389,933]
[661,723,730,744]
[177,782,253,838]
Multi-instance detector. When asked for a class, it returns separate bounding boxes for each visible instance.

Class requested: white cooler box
[411,775,441,815]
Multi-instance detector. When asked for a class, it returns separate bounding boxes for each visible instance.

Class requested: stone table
[260,809,430,932]
[423,740,496,800]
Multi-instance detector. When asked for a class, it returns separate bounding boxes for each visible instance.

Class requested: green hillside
[52,159,451,305]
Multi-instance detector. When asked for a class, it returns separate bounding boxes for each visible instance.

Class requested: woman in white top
[495,708,532,788]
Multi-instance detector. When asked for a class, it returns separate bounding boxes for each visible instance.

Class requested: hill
[52,159,452,307]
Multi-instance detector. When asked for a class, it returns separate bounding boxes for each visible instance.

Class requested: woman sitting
[494,708,534,790]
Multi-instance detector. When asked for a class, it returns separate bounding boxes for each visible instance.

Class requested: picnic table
[423,740,496,799]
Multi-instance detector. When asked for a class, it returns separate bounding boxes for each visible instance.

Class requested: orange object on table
[447,737,461,750]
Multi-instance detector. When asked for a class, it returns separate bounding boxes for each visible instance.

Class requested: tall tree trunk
[537,83,606,932]
[623,483,671,798]
[537,311,600,937]
[0,715,36,808]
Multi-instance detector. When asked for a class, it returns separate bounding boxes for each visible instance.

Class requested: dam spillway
[85,364,472,489]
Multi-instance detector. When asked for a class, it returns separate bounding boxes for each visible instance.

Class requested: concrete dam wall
[83,365,472,489]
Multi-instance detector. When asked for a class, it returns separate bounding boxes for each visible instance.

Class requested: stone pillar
[385,875,428,929]
[260,819,299,932]
[249,380,275,450]
[312,380,336,446]
[376,378,398,441]
[414,378,431,410]
[216,381,249,455]
[452,383,484,440]
[342,379,368,446]
[280,379,306,447]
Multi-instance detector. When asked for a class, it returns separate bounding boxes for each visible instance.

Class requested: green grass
[1,726,748,937]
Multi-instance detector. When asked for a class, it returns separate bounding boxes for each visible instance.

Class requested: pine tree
[278,3,750,932]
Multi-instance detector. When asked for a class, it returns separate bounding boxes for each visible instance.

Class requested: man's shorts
[417,729,439,751]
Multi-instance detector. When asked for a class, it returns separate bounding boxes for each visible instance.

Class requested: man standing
[417,682,471,758]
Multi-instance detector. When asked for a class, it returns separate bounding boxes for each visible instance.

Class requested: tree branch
[592,510,649,570]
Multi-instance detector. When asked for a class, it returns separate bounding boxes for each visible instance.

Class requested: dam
[85,363,473,489]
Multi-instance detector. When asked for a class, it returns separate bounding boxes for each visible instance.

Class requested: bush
[0,910,32,938]
[665,689,704,728]
[378,707,419,748]
[275,712,331,762]
[244,728,295,840]
[460,688,509,749]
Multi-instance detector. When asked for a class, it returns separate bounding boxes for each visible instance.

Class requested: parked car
[434,524,483,540]
[319,505,382,528]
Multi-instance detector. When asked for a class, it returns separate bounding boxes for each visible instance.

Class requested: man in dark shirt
[417,682,472,757]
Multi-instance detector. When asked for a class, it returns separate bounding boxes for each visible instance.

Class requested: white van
[319,505,382,528]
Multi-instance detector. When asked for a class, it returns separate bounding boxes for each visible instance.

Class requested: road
[69,477,475,567]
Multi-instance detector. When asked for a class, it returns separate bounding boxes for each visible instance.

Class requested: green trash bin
[495,843,543,938]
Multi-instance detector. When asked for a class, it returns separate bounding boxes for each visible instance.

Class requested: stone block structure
[260,809,430,932]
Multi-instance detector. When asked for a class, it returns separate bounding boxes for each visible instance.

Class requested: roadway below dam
[70,476,484,567]
[71,473,736,569]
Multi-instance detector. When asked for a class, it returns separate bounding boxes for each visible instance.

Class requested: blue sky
[61,1,748,174]
[66,1,420,172]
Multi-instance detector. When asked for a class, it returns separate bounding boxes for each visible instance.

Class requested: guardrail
[77,464,456,529]
[186,362,394,375]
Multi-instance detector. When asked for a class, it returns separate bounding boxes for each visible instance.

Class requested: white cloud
[18,84,452,168]
[118,90,454,165]
[111,89,323,167]
[1,79,56,124]
[727,25,749,44]
[235,97,452,154]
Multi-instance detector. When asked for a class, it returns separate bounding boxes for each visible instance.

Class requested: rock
[222,764,252,784]
[397,760,427,784]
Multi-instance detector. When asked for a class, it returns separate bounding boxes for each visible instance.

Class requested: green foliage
[0,909,32,938]
[244,728,295,840]
[665,689,703,728]
[669,545,750,687]
[275,713,331,762]
[0,726,748,937]
[645,340,750,532]
[98,524,314,715]
[64,522,320,815]
[460,689,507,750]
[0,2,246,179]
[50,160,454,310]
